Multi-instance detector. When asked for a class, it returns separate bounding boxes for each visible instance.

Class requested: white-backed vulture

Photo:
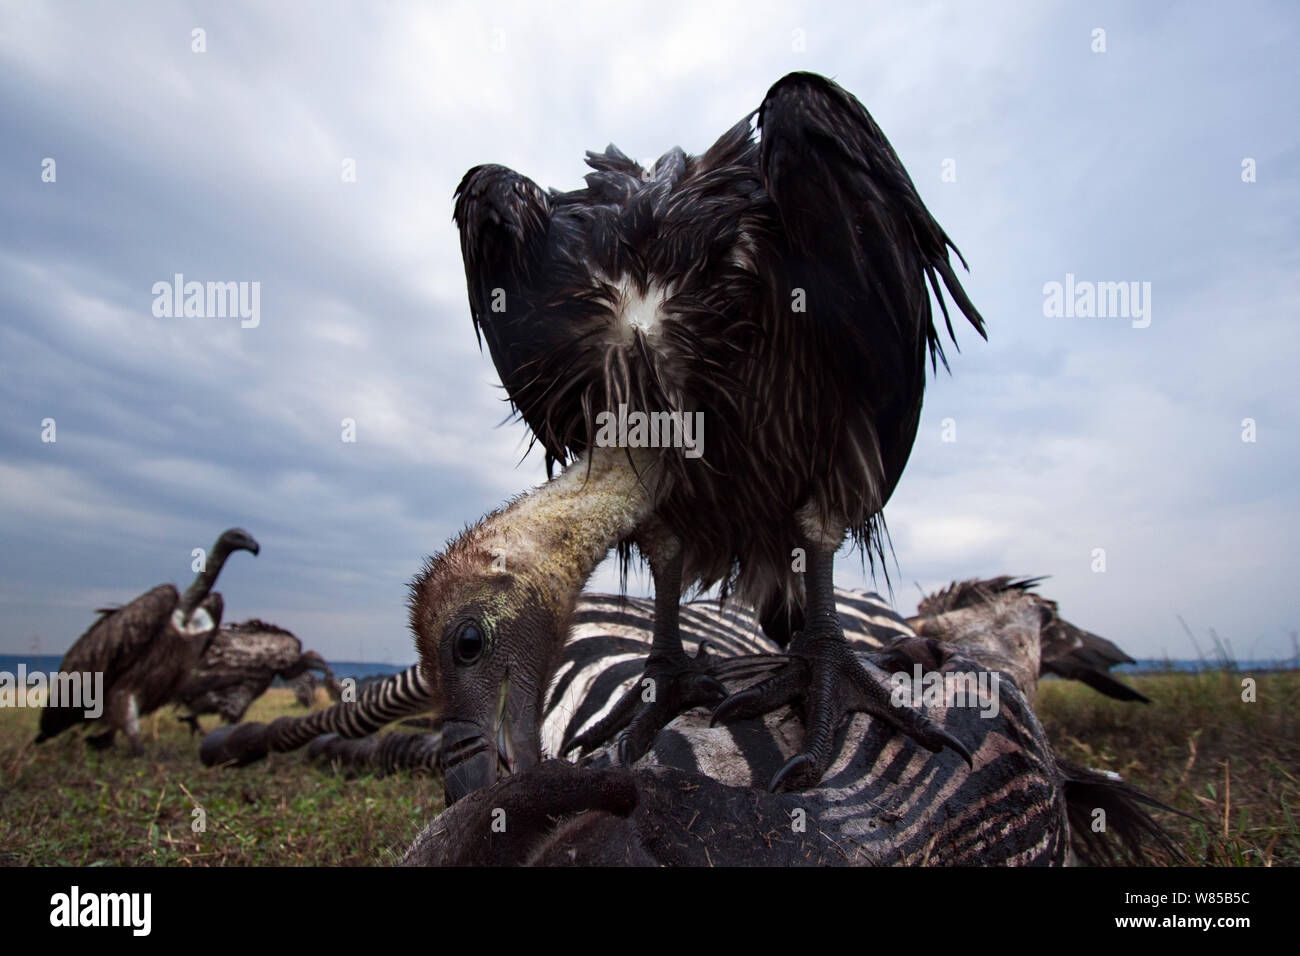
[36,528,259,754]
[449,71,986,789]
[174,618,336,733]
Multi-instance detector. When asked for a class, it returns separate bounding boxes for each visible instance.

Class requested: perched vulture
[36,528,259,754]
[174,619,335,733]
[450,71,985,788]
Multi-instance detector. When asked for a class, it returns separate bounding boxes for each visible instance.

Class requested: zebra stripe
[260,663,435,753]
[234,587,901,760]
[271,588,1166,866]
[298,590,1072,866]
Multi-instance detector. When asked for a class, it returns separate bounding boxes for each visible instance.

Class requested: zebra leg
[712,522,972,791]
[562,531,726,764]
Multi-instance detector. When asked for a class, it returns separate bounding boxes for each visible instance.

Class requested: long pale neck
[478,446,661,605]
[180,542,234,616]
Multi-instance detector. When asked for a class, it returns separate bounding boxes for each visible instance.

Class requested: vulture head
[213,527,260,561]
[178,527,260,627]
[298,649,329,673]
[410,448,661,803]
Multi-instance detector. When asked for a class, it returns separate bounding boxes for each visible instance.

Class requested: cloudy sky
[2,1,1296,663]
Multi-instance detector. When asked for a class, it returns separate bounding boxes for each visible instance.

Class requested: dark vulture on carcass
[909,576,1150,703]
[449,71,986,790]
[36,528,259,754]
[174,619,337,734]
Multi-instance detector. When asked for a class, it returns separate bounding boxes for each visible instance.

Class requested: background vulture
[175,618,338,734]
[453,71,986,788]
[36,528,259,754]
[909,576,1150,703]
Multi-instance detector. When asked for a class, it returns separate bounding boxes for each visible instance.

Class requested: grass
[0,689,442,866]
[1,672,1295,866]
[1035,669,1300,866]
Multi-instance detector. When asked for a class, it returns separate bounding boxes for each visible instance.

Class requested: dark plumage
[174,619,335,733]
[453,71,986,786]
[911,576,1149,703]
[36,528,259,754]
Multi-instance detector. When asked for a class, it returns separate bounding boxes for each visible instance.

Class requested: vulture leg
[178,713,202,736]
[122,694,144,757]
[713,523,972,791]
[100,691,144,756]
[562,531,726,764]
[86,728,116,751]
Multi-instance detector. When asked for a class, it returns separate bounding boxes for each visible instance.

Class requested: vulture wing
[38,583,178,740]
[453,164,567,465]
[205,620,302,673]
[757,71,987,494]
[1041,618,1150,703]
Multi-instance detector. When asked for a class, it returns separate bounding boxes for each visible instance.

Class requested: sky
[1,1,1297,663]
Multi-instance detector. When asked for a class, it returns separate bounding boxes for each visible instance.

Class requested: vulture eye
[452,621,485,665]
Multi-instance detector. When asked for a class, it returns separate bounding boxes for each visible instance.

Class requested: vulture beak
[220,527,260,556]
[439,675,541,805]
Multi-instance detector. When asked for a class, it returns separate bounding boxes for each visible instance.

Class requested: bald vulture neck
[476,446,664,605]
[179,539,239,619]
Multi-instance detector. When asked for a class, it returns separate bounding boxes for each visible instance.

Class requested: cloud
[1,1,1297,663]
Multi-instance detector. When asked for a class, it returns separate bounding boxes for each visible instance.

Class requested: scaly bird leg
[713,523,971,791]
[562,528,726,765]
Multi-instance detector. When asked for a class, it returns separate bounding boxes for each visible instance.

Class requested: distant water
[0,654,1293,679]
[1115,659,1298,674]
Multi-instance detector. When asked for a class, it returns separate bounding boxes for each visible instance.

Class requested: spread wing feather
[38,584,178,739]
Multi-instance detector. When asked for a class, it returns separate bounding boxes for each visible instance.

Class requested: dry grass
[0,689,442,866]
[1035,668,1300,866]
[2,672,1295,865]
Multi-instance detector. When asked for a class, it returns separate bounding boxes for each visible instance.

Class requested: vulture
[36,528,259,754]
[451,71,985,788]
[909,576,1149,703]
[174,619,336,734]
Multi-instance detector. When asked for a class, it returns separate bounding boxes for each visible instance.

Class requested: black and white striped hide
[200,588,900,769]
[405,590,1079,865]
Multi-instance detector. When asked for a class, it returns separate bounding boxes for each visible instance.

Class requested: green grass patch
[1035,669,1299,866]
[2,672,1294,865]
[0,689,443,866]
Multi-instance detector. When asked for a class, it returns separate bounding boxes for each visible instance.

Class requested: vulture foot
[712,625,972,791]
[562,642,727,764]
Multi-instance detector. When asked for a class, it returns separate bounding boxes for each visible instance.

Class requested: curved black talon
[768,753,812,793]
[712,626,976,791]
[922,720,974,768]
[709,687,761,728]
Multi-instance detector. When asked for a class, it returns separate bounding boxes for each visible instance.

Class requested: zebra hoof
[200,722,270,767]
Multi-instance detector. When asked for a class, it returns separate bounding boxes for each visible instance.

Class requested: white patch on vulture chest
[172,607,214,635]
[613,279,668,340]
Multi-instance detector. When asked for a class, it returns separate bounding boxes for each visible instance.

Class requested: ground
[1036,669,1299,866]
[0,671,1295,866]
[0,689,440,866]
